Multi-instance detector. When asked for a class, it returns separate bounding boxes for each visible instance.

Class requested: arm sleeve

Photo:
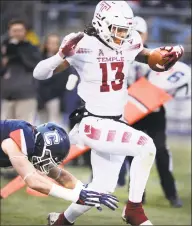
[127,31,144,61]
[65,56,74,66]
[133,31,144,56]
[33,53,64,80]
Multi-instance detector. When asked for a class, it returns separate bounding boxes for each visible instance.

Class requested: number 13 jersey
[66,31,143,116]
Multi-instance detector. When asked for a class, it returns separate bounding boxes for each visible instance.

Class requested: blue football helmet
[31,122,70,174]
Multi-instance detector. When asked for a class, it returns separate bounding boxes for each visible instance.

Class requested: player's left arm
[135,47,151,64]
[1,138,118,210]
[135,46,184,70]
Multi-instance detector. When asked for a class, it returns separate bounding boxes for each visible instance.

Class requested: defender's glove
[58,32,84,58]
[161,45,184,70]
[77,189,119,211]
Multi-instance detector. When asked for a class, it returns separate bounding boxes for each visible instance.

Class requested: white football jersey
[66,31,143,116]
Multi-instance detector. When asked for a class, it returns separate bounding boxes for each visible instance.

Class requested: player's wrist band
[49,180,84,203]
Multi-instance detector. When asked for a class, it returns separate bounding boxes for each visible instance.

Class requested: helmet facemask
[110,24,133,46]
[31,145,60,174]
[32,122,70,174]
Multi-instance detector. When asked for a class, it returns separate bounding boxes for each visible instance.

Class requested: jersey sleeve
[9,122,35,156]
[133,31,144,56]
[125,30,144,60]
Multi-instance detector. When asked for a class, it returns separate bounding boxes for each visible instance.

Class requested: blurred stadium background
[0,0,192,225]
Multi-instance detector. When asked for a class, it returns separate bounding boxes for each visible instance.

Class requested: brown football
[148,48,169,72]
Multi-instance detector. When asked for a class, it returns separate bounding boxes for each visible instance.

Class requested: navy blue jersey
[0,120,35,167]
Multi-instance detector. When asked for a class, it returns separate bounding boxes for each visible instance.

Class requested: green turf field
[1,137,191,225]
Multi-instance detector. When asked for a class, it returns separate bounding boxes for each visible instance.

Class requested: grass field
[0,137,191,225]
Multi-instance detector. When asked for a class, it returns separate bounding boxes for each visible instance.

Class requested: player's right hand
[161,45,184,70]
[76,189,119,211]
[58,32,84,58]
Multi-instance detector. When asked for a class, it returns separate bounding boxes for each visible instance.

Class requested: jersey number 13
[100,62,125,92]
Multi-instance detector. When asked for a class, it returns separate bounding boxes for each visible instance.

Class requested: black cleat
[169,197,183,208]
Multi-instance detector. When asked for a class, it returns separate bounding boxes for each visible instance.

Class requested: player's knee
[146,136,156,158]
[138,133,156,159]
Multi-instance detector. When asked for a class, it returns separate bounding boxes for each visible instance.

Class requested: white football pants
[66,116,156,223]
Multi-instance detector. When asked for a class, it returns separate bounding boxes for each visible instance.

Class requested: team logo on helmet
[99,1,111,12]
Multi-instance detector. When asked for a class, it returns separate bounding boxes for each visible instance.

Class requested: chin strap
[96,35,114,50]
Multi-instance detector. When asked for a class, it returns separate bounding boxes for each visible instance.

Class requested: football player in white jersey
[33,1,184,225]
[118,16,190,210]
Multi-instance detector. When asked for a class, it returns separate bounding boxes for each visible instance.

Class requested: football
[148,48,169,72]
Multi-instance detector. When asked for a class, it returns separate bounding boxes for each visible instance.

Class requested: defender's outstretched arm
[1,138,119,210]
[1,138,82,201]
